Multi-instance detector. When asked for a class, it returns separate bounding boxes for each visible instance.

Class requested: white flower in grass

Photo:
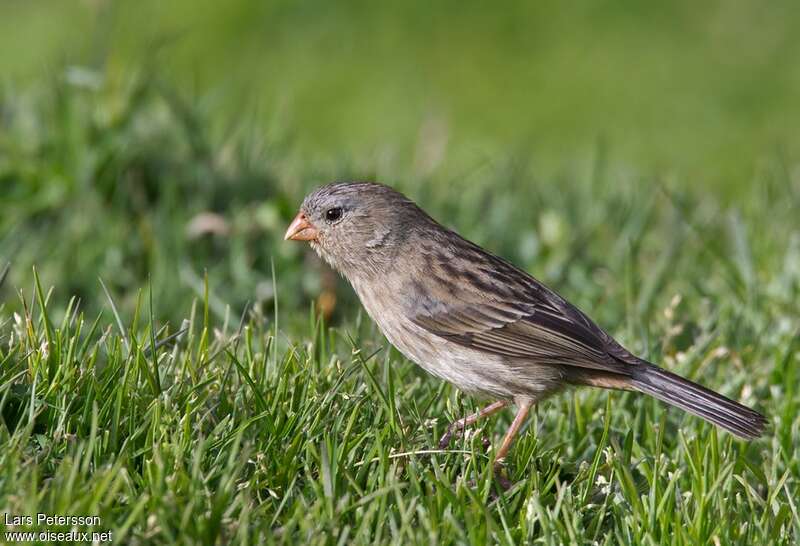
[668,324,684,337]
[596,474,612,495]
[711,346,729,359]
[424,418,438,429]
[525,492,539,522]
[13,312,25,341]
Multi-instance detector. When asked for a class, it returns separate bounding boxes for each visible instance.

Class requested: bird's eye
[325,207,343,222]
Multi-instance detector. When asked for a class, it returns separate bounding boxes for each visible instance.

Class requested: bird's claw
[493,460,514,491]
[493,472,514,491]
[438,429,454,449]
[438,426,491,451]
[461,463,515,493]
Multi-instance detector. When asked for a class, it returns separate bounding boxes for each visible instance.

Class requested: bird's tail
[629,363,767,439]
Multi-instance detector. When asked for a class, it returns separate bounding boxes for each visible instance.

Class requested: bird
[284,181,766,478]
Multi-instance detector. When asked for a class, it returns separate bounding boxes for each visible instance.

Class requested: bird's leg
[438,400,508,449]
[493,400,532,467]
[489,400,533,491]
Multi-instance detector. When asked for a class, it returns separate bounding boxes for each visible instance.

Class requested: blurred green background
[2,0,799,326]
[4,0,800,179]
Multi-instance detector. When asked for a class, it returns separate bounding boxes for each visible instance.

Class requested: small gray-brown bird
[285,182,766,472]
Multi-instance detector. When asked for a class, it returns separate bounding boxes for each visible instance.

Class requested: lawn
[1,2,799,544]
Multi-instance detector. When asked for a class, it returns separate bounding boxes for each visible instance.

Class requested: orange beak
[284,211,319,242]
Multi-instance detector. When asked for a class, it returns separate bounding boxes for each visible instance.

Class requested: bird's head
[284,182,422,278]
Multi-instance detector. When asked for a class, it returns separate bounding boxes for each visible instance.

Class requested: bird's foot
[438,428,456,450]
[492,462,514,491]
[439,420,493,451]
[461,463,515,494]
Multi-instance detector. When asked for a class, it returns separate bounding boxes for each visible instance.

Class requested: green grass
[1,72,798,544]
[1,268,797,545]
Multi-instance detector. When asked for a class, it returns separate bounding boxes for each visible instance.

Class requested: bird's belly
[388,322,508,395]
[353,279,563,400]
[373,310,560,400]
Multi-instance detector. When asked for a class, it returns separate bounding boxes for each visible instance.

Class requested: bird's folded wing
[408,280,636,375]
